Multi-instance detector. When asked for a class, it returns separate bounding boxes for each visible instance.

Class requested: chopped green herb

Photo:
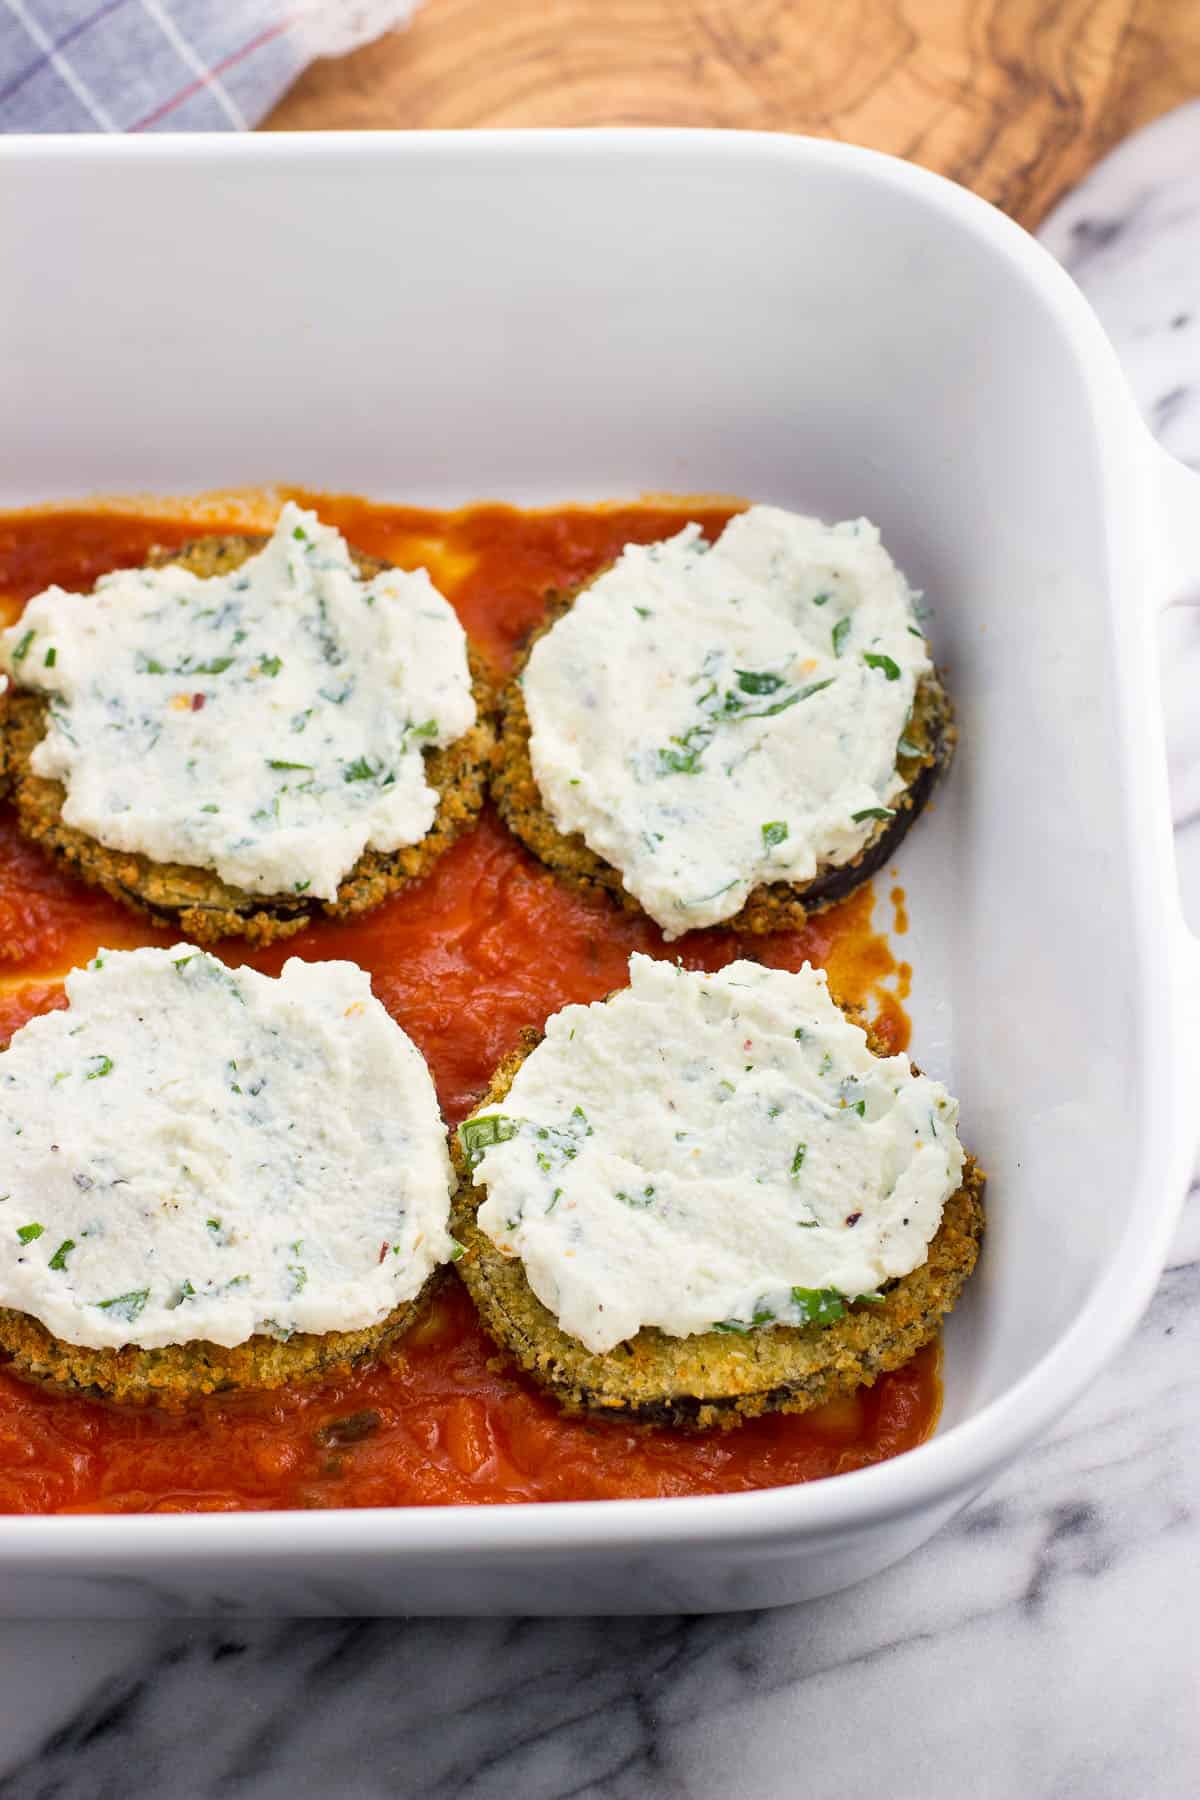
[851,806,895,823]
[714,1304,777,1334]
[790,1287,847,1326]
[293,879,311,893]
[48,1238,76,1271]
[757,691,804,717]
[135,652,167,674]
[832,617,851,657]
[343,756,380,783]
[907,625,924,638]
[680,878,738,911]
[616,1185,656,1209]
[863,651,901,681]
[43,646,57,668]
[790,1143,807,1176]
[633,605,652,619]
[761,819,789,849]
[200,803,220,813]
[735,669,785,695]
[546,1189,563,1214]
[797,676,835,701]
[292,526,307,541]
[288,1264,308,1294]
[259,655,283,677]
[16,1223,43,1245]
[811,590,831,606]
[12,629,34,663]
[85,1054,113,1081]
[267,759,313,771]
[193,657,233,676]
[459,1114,520,1166]
[406,719,439,739]
[96,1287,150,1321]
[656,745,703,776]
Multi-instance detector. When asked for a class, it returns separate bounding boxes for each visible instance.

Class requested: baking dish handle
[1153,442,1200,1171]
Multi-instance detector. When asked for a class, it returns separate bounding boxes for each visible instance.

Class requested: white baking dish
[0,130,1197,1617]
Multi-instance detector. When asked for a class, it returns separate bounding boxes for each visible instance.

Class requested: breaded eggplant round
[1,534,496,946]
[493,588,954,938]
[452,1031,984,1431]
[0,944,457,1407]
[0,1274,445,1408]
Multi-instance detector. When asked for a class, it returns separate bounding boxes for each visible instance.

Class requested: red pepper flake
[191,693,206,711]
[378,1241,389,1263]
[845,1211,862,1227]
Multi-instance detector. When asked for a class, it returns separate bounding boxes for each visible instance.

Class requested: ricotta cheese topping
[0,503,476,901]
[0,946,455,1350]
[464,954,963,1354]
[522,507,931,937]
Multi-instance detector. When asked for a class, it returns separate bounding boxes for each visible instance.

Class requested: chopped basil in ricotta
[0,504,476,900]
[0,946,455,1350]
[522,508,931,936]
[464,954,963,1354]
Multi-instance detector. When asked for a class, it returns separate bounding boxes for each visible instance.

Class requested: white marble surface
[1,115,1199,1797]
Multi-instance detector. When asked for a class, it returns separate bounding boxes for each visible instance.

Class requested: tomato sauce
[0,495,933,1514]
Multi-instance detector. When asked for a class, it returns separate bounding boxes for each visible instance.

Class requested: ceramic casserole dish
[0,130,1197,1616]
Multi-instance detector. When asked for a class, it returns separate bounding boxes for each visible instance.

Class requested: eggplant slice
[0,1270,448,1408]
[1,535,496,946]
[452,1032,984,1431]
[493,586,954,935]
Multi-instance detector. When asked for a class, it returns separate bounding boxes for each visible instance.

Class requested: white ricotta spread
[0,503,476,901]
[522,507,931,937]
[0,946,455,1350]
[465,954,963,1354]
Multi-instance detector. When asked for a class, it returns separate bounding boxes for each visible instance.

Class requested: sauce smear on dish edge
[0,495,933,1514]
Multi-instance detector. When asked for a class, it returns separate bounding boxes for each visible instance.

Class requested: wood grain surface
[265,0,1199,227]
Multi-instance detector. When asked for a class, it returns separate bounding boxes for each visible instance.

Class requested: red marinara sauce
[0,494,933,1515]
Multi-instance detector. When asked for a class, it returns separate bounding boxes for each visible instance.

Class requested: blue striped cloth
[0,1,413,132]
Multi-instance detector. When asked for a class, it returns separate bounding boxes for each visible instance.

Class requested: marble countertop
[1,113,1198,1799]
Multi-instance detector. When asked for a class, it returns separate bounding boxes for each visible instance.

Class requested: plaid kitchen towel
[0,0,417,132]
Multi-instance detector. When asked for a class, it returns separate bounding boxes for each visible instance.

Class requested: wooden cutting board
[264,0,1199,228]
